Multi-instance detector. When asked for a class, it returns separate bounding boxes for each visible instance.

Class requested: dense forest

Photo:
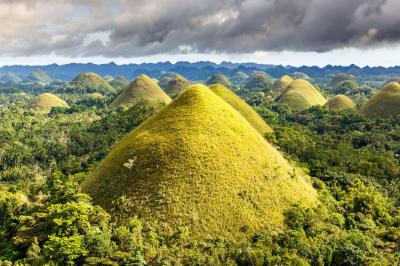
[0,69,399,265]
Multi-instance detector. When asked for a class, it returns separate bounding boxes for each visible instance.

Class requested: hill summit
[244,72,274,92]
[209,84,273,135]
[206,74,232,88]
[361,82,400,118]
[278,79,327,111]
[325,94,356,111]
[110,74,172,109]
[30,93,69,113]
[272,75,294,93]
[82,84,317,240]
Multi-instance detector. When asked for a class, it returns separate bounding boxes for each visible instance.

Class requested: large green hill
[82,84,317,241]
[278,79,326,111]
[110,74,172,109]
[24,70,52,84]
[360,82,400,118]
[209,84,273,135]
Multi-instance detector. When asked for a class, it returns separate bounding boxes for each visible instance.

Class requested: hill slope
[24,70,52,84]
[360,82,400,118]
[325,94,356,111]
[82,84,317,240]
[272,75,294,93]
[110,74,172,108]
[209,84,273,135]
[30,93,69,113]
[278,79,326,111]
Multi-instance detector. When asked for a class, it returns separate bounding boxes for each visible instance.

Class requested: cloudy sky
[0,0,400,66]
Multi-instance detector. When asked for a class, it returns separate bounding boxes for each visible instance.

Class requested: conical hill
[82,84,317,240]
[272,75,293,93]
[325,94,355,111]
[110,74,172,109]
[209,84,273,134]
[67,72,116,94]
[360,82,400,118]
[109,76,129,90]
[30,93,69,113]
[206,74,232,88]
[278,79,326,111]
[164,76,191,99]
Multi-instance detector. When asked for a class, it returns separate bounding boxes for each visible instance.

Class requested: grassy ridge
[82,84,318,241]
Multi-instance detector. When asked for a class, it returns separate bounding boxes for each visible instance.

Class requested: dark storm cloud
[0,0,399,57]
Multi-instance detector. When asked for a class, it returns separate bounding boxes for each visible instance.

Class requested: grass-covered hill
[30,93,69,113]
[206,74,232,88]
[82,84,317,241]
[243,72,274,92]
[24,69,52,84]
[109,76,129,90]
[209,84,273,135]
[163,75,191,99]
[278,79,327,111]
[360,82,400,118]
[110,74,172,109]
[325,94,356,111]
[272,75,294,93]
[328,73,356,87]
[65,72,116,94]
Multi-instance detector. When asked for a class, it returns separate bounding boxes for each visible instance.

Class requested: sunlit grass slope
[325,94,356,111]
[82,84,318,241]
[110,74,172,109]
[206,74,232,88]
[209,84,273,134]
[164,76,191,99]
[30,93,69,114]
[278,79,327,111]
[360,82,400,118]
[67,72,116,94]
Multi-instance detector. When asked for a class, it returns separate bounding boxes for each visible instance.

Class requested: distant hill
[232,71,249,85]
[0,72,22,84]
[209,84,273,135]
[328,73,356,87]
[163,75,191,99]
[292,72,310,80]
[325,94,356,111]
[65,72,116,94]
[109,76,129,90]
[206,74,232,88]
[110,74,171,109]
[82,84,317,240]
[360,82,400,118]
[30,93,68,113]
[243,72,274,92]
[24,69,52,84]
[278,79,327,111]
